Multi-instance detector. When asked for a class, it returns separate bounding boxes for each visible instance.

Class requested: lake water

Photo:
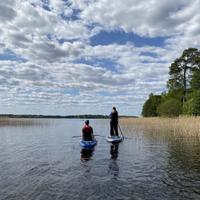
[0,119,200,200]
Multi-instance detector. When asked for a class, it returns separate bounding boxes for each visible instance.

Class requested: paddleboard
[106,135,123,143]
[79,140,97,148]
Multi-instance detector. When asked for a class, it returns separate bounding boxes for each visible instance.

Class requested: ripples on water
[0,119,200,200]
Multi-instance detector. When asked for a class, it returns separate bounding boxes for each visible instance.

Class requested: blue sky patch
[140,52,158,58]
[63,88,79,95]
[75,57,119,72]
[90,30,166,47]
[36,0,51,11]
[98,91,128,96]
[0,50,26,62]
[61,9,81,21]
[47,34,79,43]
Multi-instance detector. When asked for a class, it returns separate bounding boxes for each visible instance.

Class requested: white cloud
[0,1,89,61]
[0,42,168,114]
[0,1,16,22]
[0,0,200,115]
[75,0,200,38]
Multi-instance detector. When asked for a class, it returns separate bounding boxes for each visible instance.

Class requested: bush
[182,90,200,116]
[183,98,194,115]
[142,94,161,117]
[157,99,182,117]
[193,90,200,116]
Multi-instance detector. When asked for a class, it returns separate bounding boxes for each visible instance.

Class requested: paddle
[72,134,105,138]
[72,135,82,138]
[118,123,125,140]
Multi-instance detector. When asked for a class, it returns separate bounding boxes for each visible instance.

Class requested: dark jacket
[109,110,118,123]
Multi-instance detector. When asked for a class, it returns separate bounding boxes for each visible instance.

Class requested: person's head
[85,120,90,125]
[113,107,116,111]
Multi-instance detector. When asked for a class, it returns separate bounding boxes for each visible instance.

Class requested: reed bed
[0,118,42,126]
[120,117,200,137]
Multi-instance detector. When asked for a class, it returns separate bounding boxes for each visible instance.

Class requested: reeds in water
[0,118,42,126]
[120,117,200,137]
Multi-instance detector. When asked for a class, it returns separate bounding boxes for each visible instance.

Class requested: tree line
[142,48,200,117]
[0,114,108,119]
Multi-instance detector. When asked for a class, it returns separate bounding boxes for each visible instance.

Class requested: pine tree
[167,48,200,102]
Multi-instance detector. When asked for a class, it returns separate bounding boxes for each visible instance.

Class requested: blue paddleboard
[79,140,97,148]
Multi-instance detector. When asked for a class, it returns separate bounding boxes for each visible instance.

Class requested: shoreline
[0,114,137,119]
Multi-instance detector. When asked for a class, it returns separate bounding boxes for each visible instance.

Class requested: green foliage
[157,99,182,117]
[142,48,200,118]
[193,90,200,116]
[167,48,200,102]
[191,69,200,90]
[167,61,183,90]
[162,89,185,103]
[142,93,161,117]
[183,98,194,115]
[183,90,200,116]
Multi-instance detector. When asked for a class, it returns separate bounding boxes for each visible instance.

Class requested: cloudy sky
[0,0,200,115]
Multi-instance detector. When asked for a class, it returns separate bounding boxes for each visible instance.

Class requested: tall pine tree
[167,48,200,102]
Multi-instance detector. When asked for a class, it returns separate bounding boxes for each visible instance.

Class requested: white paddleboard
[106,135,123,143]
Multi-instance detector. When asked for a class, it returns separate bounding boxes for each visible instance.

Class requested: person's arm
[91,127,95,140]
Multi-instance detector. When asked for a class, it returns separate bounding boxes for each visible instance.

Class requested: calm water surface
[0,119,200,200]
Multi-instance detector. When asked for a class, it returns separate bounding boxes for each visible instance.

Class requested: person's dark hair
[113,107,116,111]
[85,120,89,125]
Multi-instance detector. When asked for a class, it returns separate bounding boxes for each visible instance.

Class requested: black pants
[110,121,118,136]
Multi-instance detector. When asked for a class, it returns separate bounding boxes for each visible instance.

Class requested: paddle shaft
[118,123,124,139]
[72,134,105,138]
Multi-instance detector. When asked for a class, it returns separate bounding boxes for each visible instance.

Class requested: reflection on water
[109,144,119,177]
[110,144,119,160]
[0,119,200,200]
[80,148,95,161]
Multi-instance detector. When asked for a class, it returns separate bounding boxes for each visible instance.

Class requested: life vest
[82,125,92,133]
[82,125,93,141]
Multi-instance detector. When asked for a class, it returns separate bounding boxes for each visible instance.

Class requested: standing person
[82,120,95,141]
[109,107,119,136]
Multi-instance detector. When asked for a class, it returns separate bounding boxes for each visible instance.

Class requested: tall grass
[0,118,42,126]
[120,117,200,137]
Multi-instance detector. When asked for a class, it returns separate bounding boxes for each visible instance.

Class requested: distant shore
[0,114,137,119]
[0,115,137,126]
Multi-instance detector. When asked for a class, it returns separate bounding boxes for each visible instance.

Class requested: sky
[0,0,200,116]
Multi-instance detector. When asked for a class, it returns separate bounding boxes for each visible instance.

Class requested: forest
[142,48,200,117]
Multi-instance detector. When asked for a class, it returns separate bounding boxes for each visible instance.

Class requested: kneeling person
[82,120,95,141]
